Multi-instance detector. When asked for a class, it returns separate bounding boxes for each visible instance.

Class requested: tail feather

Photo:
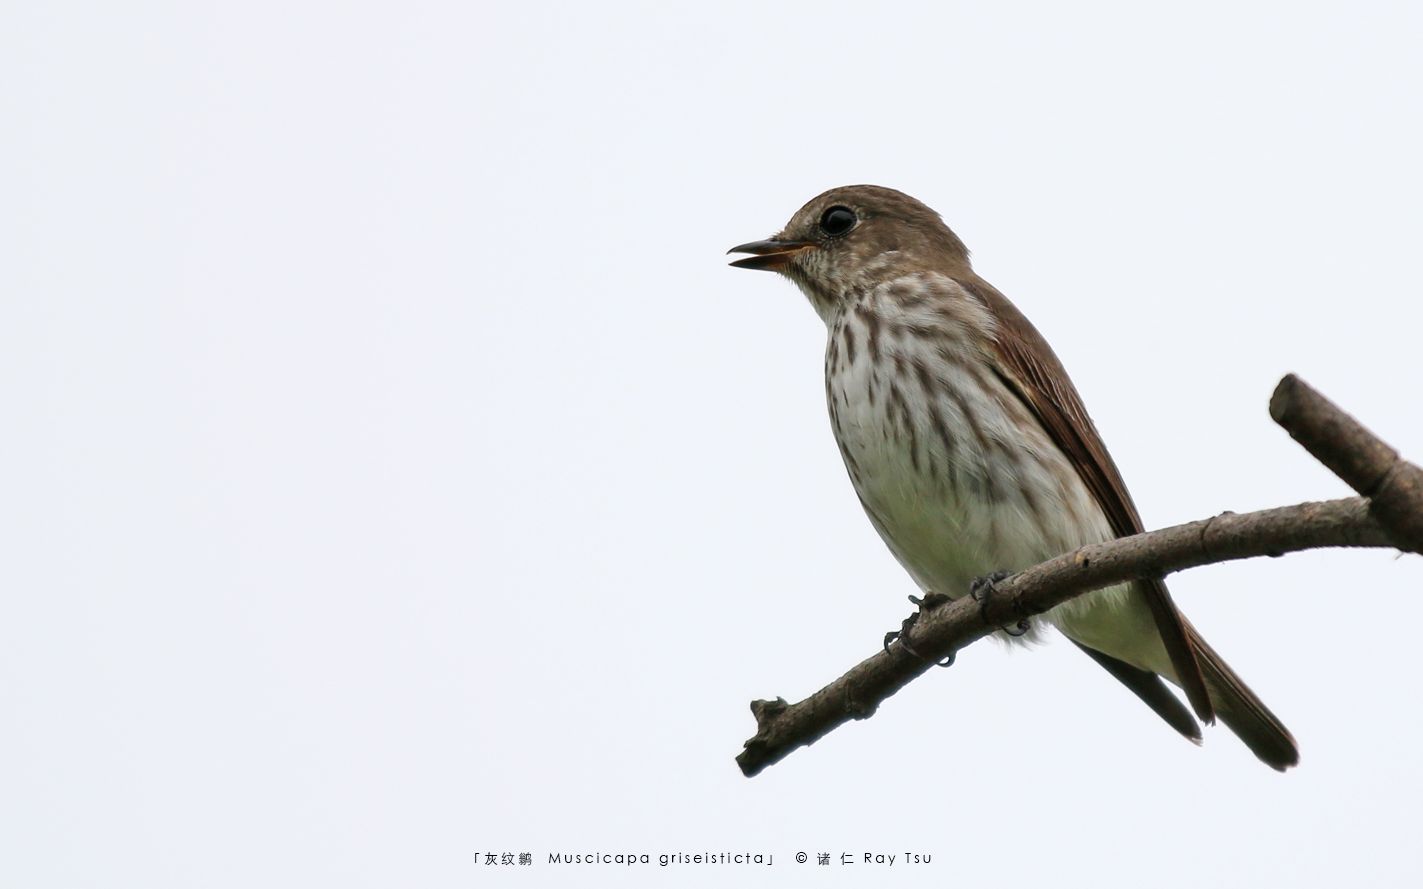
[1183,619,1300,771]
[1074,641,1202,744]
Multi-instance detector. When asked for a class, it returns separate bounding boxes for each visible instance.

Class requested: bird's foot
[883,592,955,667]
[969,571,1030,637]
[968,571,1011,603]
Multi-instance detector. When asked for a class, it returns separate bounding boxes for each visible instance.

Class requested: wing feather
[962,279,1215,723]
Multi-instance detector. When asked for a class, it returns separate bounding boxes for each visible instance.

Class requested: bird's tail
[1183,619,1299,771]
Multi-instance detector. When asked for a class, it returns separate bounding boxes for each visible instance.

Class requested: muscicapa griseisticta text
[729,185,1297,770]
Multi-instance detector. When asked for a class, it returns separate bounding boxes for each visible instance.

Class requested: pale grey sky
[4,2,1422,887]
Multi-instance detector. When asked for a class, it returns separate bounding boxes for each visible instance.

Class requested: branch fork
[737,375,1421,777]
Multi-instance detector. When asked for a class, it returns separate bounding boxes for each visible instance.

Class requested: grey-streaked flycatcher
[729,185,1297,770]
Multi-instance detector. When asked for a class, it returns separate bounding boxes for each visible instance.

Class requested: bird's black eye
[819,205,857,237]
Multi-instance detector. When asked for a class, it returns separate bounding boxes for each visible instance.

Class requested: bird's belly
[827,349,1156,661]
[838,404,1080,599]
[836,394,1161,666]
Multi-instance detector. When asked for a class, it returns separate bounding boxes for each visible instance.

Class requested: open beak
[727,239,816,271]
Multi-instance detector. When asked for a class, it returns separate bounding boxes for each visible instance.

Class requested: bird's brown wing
[961,279,1215,723]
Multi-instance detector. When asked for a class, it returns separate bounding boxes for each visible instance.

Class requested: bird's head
[728,184,971,315]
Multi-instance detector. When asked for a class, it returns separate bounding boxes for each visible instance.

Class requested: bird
[728,184,1298,770]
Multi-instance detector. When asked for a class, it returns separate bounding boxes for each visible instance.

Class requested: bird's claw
[883,592,955,667]
[968,570,1013,603]
[910,591,951,610]
[969,571,1030,637]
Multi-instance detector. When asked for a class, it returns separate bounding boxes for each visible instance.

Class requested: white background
[4,2,1422,887]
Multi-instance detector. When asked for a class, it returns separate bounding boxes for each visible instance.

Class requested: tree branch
[1270,374,1423,554]
[737,375,1420,778]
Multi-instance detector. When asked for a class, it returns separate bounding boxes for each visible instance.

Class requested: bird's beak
[727,239,816,271]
